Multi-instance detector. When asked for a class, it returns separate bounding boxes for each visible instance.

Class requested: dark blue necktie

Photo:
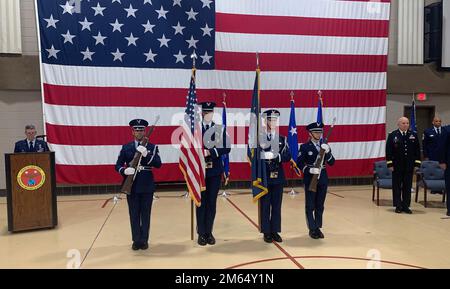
[29,141,34,152]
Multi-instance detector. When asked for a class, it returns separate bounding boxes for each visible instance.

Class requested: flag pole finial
[256,52,259,69]
[191,51,197,69]
[222,92,227,106]
[290,91,294,101]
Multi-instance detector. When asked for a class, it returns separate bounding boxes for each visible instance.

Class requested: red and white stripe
[39,0,391,184]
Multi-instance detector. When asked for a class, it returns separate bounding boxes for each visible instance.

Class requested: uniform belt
[137,166,152,172]
[306,165,325,169]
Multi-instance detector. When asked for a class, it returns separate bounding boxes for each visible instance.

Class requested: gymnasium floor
[1,185,449,269]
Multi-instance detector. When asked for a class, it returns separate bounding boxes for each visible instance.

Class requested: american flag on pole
[179,67,206,206]
[36,0,390,185]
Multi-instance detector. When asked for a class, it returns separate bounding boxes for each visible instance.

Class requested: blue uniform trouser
[196,175,220,236]
[446,168,450,213]
[260,184,283,234]
[304,180,327,231]
[127,192,153,244]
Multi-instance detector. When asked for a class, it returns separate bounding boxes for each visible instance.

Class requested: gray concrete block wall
[0,90,44,190]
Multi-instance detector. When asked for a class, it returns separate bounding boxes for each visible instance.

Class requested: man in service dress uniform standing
[196,102,231,246]
[115,119,162,250]
[386,117,421,214]
[259,109,291,243]
[297,122,335,239]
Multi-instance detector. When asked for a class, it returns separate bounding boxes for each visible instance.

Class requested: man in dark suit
[196,102,231,246]
[14,124,49,153]
[259,109,291,243]
[438,125,450,216]
[386,117,421,214]
[115,119,162,250]
[297,122,335,239]
[423,117,444,194]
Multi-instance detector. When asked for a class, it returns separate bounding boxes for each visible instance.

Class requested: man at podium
[14,124,49,153]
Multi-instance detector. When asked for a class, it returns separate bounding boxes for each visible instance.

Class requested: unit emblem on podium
[17,165,46,191]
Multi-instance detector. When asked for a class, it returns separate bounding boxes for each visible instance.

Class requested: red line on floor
[328,192,345,198]
[226,198,305,269]
[228,256,426,269]
[226,257,287,269]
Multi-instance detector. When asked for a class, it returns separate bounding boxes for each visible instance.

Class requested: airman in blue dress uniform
[423,117,443,162]
[423,117,444,194]
[197,102,231,246]
[14,124,49,153]
[115,119,162,250]
[296,122,335,239]
[260,109,291,243]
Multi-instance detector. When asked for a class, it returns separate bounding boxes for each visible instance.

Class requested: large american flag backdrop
[36,0,390,184]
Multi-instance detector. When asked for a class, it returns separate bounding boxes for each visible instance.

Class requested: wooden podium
[5,152,57,232]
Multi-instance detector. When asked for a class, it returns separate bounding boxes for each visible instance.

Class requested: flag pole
[190,51,198,241]
[255,52,262,232]
[221,92,230,198]
[289,91,299,196]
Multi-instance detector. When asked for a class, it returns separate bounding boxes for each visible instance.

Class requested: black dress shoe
[132,242,140,251]
[395,207,402,213]
[447,211,450,217]
[263,234,273,243]
[317,229,325,239]
[140,243,149,250]
[271,233,283,243]
[206,234,216,245]
[403,207,412,214]
[309,230,320,239]
[197,235,207,246]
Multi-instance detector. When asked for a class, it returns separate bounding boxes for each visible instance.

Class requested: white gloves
[204,149,211,157]
[124,167,136,175]
[136,145,148,157]
[321,143,330,153]
[309,168,320,175]
[263,151,275,160]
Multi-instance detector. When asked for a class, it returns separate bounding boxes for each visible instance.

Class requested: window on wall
[0,0,22,54]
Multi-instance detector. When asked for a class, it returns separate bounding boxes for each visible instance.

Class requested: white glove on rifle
[204,149,211,157]
[136,145,148,157]
[321,143,331,154]
[124,167,136,175]
[263,151,275,160]
[309,168,320,175]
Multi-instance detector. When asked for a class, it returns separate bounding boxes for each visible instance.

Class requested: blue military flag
[288,95,302,177]
[247,69,268,201]
[317,90,324,125]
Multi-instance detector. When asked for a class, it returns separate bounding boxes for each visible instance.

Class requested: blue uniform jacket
[262,134,292,185]
[423,127,443,161]
[115,141,162,194]
[202,122,231,178]
[296,141,335,186]
[14,139,50,153]
[438,125,450,165]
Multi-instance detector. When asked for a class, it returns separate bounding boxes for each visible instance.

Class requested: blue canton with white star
[37,0,215,69]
